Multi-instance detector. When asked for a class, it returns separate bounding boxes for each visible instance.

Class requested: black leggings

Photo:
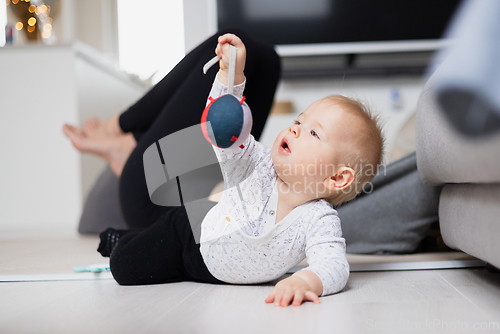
[108,29,281,285]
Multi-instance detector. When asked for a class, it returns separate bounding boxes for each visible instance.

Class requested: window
[117,0,185,84]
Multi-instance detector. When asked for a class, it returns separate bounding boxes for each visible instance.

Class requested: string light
[8,0,56,43]
[36,5,47,15]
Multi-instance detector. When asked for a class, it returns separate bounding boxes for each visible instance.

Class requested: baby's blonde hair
[321,95,385,207]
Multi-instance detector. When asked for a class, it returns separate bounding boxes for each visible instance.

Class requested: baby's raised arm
[214,34,246,86]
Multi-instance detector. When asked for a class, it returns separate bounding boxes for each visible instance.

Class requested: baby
[202,34,384,307]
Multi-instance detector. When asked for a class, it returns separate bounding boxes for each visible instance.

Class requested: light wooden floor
[1,269,500,333]
[1,234,499,333]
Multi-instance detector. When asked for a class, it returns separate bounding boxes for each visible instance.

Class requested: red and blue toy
[201,45,252,149]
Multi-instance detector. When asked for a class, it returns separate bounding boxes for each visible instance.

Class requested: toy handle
[203,45,237,94]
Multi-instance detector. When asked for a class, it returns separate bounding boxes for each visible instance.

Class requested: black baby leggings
[104,29,281,285]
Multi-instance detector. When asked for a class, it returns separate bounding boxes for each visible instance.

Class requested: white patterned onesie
[199,75,350,296]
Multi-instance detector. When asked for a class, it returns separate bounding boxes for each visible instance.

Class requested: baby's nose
[290,125,300,137]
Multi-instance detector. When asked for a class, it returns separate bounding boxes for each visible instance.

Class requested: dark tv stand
[280,50,436,79]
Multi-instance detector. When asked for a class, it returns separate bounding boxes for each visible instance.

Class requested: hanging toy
[201,45,252,149]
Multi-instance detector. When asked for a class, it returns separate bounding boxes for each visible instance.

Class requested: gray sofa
[415,0,500,269]
[416,66,500,270]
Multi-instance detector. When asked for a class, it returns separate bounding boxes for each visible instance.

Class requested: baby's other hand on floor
[215,33,246,86]
[265,275,321,307]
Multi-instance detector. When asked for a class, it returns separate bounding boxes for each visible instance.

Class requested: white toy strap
[227,45,236,95]
[203,45,237,94]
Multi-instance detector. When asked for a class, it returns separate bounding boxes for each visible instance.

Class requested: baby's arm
[265,212,349,307]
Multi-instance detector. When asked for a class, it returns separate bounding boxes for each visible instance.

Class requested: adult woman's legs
[103,29,280,286]
[108,207,225,285]
[119,29,281,230]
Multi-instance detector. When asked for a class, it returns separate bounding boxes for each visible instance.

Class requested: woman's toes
[83,117,101,134]
[62,124,88,152]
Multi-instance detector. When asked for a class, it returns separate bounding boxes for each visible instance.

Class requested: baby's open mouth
[280,138,291,153]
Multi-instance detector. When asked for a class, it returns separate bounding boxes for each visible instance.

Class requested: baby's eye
[293,120,301,125]
[310,130,319,138]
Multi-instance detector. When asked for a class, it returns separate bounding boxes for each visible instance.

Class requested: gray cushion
[78,166,128,234]
[416,70,500,185]
[338,152,442,254]
[432,0,500,136]
[439,183,500,268]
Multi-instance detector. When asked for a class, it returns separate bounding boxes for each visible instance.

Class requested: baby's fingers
[218,33,243,48]
[214,44,222,58]
[292,290,305,307]
[304,291,321,304]
[265,290,276,303]
[273,289,285,307]
[280,289,295,307]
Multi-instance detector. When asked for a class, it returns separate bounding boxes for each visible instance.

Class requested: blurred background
[0,0,461,232]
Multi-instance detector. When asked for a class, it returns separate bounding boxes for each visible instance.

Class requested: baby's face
[272,100,357,197]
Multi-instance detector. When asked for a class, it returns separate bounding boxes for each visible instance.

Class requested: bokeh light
[27,17,36,26]
[15,22,23,30]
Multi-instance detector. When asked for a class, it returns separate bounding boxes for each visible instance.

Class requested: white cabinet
[0,42,148,232]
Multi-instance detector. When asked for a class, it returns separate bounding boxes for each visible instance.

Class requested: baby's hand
[265,275,321,307]
[215,33,246,86]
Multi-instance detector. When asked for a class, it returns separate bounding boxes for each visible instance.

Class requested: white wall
[51,0,119,58]
[0,44,147,233]
[183,0,216,53]
[0,46,81,232]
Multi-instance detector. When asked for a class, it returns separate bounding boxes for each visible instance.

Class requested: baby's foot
[62,123,136,177]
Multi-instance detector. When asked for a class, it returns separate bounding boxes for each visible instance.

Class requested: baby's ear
[324,167,355,191]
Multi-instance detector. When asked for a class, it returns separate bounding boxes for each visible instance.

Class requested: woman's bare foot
[62,123,136,177]
[82,115,124,139]
[83,117,101,135]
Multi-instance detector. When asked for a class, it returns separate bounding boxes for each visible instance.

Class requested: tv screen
[217,0,462,47]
